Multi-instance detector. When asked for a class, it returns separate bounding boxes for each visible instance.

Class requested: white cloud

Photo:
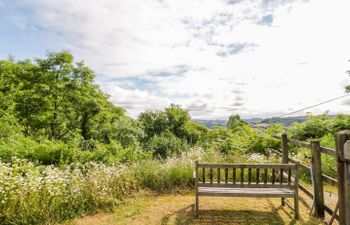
[2,0,350,119]
[101,84,171,118]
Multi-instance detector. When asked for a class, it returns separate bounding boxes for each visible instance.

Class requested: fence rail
[271,133,343,223]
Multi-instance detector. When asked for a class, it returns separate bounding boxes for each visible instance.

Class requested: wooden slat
[198,187,295,198]
[224,168,228,184]
[256,168,260,184]
[284,199,295,211]
[270,148,338,186]
[272,169,276,184]
[271,149,310,170]
[320,146,336,157]
[310,140,325,218]
[233,168,236,184]
[299,183,313,198]
[272,135,337,157]
[202,167,205,184]
[264,168,268,184]
[240,168,244,184]
[322,174,337,186]
[288,138,311,148]
[335,131,350,225]
[218,168,221,184]
[326,202,339,223]
[272,134,280,139]
[324,204,339,221]
[288,168,291,186]
[288,157,310,171]
[280,169,283,185]
[248,168,252,184]
[199,183,295,188]
[209,168,213,184]
[198,163,295,169]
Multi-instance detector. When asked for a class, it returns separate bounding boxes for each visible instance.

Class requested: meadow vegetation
[0,52,349,224]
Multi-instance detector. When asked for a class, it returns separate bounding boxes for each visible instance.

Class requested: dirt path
[63,191,330,225]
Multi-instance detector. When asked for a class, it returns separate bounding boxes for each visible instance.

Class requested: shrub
[133,148,204,192]
[148,132,189,159]
[288,114,330,140]
[0,159,137,225]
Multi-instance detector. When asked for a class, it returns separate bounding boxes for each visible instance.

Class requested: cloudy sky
[1,0,350,119]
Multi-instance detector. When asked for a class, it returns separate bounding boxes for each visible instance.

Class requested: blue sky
[1,0,350,119]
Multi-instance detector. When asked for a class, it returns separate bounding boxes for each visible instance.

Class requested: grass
[64,192,324,225]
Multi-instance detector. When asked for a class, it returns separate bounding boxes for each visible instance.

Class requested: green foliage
[138,104,206,158]
[183,120,208,145]
[138,110,169,142]
[204,124,278,156]
[266,123,285,135]
[288,113,330,140]
[227,114,247,131]
[328,114,350,133]
[0,51,128,144]
[278,113,350,181]
[134,160,193,192]
[0,159,137,225]
[148,132,189,159]
[165,104,190,139]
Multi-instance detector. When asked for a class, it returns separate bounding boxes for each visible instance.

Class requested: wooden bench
[194,162,300,219]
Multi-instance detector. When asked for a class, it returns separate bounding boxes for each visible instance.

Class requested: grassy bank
[0,148,279,224]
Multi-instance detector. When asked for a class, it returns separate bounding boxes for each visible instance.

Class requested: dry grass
[63,191,327,225]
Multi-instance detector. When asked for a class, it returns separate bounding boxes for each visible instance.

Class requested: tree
[227,114,246,131]
[138,110,169,142]
[184,120,208,145]
[149,132,188,158]
[165,104,190,139]
[0,51,122,141]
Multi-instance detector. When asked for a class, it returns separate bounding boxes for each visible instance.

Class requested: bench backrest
[195,162,299,189]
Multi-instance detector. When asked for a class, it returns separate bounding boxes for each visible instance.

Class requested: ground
[63,191,330,225]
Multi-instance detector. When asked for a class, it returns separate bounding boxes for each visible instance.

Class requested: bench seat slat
[198,163,295,169]
[198,187,295,197]
[199,183,294,189]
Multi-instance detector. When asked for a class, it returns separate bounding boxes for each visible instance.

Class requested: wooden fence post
[344,140,350,225]
[281,133,288,206]
[335,131,350,224]
[310,140,325,218]
[195,161,199,217]
[282,133,289,164]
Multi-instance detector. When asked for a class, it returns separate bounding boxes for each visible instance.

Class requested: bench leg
[195,194,199,217]
[294,195,299,220]
[281,197,285,206]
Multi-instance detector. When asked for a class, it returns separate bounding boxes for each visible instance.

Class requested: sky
[0,0,350,120]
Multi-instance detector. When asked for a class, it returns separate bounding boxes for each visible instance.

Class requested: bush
[0,136,73,164]
[148,132,189,159]
[0,159,137,225]
[288,114,330,140]
[134,148,208,192]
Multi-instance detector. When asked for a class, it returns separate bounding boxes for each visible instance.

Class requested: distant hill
[195,115,336,128]
[194,119,227,128]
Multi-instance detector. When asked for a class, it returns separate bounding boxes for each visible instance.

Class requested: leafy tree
[165,104,190,139]
[149,132,188,158]
[138,110,169,142]
[288,113,330,140]
[227,114,247,131]
[183,120,208,145]
[266,123,285,135]
[0,51,121,142]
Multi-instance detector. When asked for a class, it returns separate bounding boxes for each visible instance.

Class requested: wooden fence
[272,131,350,225]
